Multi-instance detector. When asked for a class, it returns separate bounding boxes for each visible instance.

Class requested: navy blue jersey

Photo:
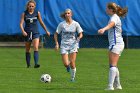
[24,10,39,33]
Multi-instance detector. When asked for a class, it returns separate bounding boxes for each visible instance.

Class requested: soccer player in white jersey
[98,2,128,90]
[54,9,83,82]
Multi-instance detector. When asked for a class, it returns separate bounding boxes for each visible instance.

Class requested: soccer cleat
[27,65,31,68]
[34,64,40,68]
[105,86,114,90]
[115,85,122,90]
[66,65,70,72]
[70,78,75,82]
[114,78,122,90]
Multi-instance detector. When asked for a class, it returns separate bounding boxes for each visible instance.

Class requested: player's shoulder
[24,10,28,14]
[72,20,79,24]
[35,10,39,13]
[112,14,120,20]
[72,20,80,26]
[57,21,65,28]
[33,10,39,15]
[59,21,66,25]
[110,14,120,23]
[73,20,82,27]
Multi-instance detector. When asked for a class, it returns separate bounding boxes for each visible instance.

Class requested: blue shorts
[25,32,40,42]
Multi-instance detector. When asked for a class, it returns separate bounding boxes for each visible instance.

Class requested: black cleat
[34,64,40,68]
[27,65,31,68]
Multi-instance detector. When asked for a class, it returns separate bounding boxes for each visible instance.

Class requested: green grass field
[0,48,140,93]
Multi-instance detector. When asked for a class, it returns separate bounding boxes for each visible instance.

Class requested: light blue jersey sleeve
[76,22,83,33]
[56,22,63,34]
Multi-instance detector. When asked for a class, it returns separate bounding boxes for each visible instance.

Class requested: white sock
[71,68,76,79]
[108,67,117,87]
[115,68,121,86]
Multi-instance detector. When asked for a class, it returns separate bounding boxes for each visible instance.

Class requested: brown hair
[107,2,128,17]
[26,0,36,10]
[60,9,72,19]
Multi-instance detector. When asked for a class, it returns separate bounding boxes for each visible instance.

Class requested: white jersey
[108,14,124,46]
[56,20,83,50]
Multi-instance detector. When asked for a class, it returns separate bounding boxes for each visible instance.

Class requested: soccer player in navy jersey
[20,0,50,68]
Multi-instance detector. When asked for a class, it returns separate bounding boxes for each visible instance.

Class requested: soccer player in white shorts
[98,2,128,90]
[54,9,83,82]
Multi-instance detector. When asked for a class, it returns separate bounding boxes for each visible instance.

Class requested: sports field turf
[0,48,140,93]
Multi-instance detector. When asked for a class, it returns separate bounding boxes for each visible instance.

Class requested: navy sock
[26,52,31,66]
[109,64,116,68]
[34,51,39,65]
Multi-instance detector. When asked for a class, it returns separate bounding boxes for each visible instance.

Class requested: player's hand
[77,37,80,42]
[22,31,27,36]
[98,29,105,35]
[55,44,59,51]
[46,31,50,37]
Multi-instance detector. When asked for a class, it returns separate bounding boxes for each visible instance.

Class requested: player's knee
[34,47,38,51]
[70,63,75,69]
[64,64,69,67]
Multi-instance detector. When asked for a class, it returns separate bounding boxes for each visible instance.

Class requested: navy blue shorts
[25,32,40,42]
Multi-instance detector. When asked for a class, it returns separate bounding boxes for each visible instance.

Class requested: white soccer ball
[40,74,51,83]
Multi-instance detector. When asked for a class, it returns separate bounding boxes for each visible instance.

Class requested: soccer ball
[40,74,51,83]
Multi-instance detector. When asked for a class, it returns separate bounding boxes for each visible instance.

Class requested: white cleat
[70,78,75,82]
[115,85,122,90]
[105,86,114,90]
[113,78,122,90]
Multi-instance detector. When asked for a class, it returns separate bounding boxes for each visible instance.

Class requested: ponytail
[107,2,128,17]
[60,12,66,19]
[116,6,128,17]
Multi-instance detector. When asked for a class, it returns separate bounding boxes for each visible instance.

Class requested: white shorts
[109,44,124,55]
[60,47,78,54]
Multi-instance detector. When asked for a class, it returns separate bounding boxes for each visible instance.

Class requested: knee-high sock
[115,68,121,86]
[26,52,31,66]
[71,68,76,79]
[108,67,117,87]
[34,51,39,65]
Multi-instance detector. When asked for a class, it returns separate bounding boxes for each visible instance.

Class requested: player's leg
[114,68,122,89]
[106,51,119,90]
[69,52,77,81]
[25,42,31,68]
[61,54,70,72]
[32,38,40,68]
[111,45,124,90]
